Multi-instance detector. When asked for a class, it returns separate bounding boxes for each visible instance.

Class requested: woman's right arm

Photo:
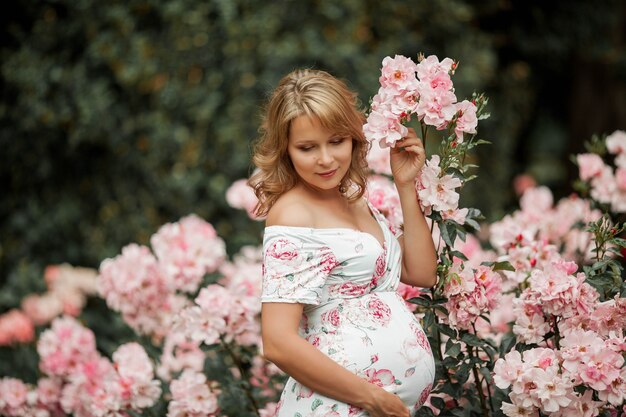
[261,302,410,417]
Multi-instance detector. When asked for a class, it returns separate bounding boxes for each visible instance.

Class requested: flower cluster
[494,333,626,417]
[98,214,226,339]
[168,370,221,417]
[363,54,477,149]
[577,130,626,212]
[512,258,599,344]
[8,316,163,417]
[175,283,260,347]
[440,261,502,331]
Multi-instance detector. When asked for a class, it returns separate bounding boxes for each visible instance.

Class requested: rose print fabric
[262,201,435,417]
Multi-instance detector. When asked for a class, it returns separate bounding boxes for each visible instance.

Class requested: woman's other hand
[363,386,411,417]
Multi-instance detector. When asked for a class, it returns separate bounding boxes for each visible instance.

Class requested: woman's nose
[318,147,333,165]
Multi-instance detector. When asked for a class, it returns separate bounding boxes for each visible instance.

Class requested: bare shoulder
[265,189,315,228]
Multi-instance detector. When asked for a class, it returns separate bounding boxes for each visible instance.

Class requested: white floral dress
[261,201,435,417]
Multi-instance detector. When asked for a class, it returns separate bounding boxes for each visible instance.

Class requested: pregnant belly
[303,292,436,409]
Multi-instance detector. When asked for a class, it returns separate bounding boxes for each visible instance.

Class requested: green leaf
[445,342,462,357]
[481,261,515,272]
[461,333,484,347]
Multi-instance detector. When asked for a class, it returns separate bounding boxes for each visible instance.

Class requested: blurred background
[1,0,625,308]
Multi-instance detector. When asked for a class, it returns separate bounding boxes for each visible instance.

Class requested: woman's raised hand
[389,127,426,188]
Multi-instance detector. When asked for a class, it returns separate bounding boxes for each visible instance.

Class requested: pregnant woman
[249,69,438,417]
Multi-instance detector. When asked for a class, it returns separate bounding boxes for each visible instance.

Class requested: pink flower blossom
[37,316,99,378]
[366,175,403,227]
[415,86,457,128]
[366,139,392,175]
[606,130,626,155]
[416,55,455,82]
[577,153,606,181]
[454,100,477,142]
[98,243,177,338]
[226,179,263,220]
[0,309,34,346]
[113,342,162,409]
[167,370,221,417]
[379,55,419,91]
[0,377,28,416]
[363,109,409,148]
[417,155,462,215]
[151,214,226,293]
[157,332,205,381]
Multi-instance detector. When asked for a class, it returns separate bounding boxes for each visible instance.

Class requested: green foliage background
[1,0,625,324]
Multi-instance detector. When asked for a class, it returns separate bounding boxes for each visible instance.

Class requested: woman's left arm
[390,128,438,288]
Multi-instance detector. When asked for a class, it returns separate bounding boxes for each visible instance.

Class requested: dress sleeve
[261,229,339,305]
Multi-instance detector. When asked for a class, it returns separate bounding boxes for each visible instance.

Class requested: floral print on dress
[261,200,435,416]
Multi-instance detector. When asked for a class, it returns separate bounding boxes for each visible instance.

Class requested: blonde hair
[249,69,370,217]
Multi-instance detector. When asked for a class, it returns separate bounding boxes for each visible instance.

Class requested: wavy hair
[249,69,370,218]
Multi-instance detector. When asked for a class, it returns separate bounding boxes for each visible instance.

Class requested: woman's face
[287,115,353,193]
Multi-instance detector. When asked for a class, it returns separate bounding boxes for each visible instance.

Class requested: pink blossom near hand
[453,100,477,142]
[606,130,626,155]
[416,55,455,83]
[167,370,221,417]
[112,342,162,409]
[151,214,226,293]
[226,179,263,220]
[415,86,457,128]
[37,316,99,378]
[366,139,392,175]
[363,109,409,148]
[416,155,462,215]
[0,309,34,346]
[577,153,606,181]
[366,175,403,227]
[379,54,419,91]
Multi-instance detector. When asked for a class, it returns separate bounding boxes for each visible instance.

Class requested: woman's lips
[317,169,338,178]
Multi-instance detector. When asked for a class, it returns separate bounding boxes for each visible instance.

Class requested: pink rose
[379,55,419,91]
[266,239,299,261]
[615,168,626,190]
[454,100,477,142]
[606,130,626,154]
[577,153,605,181]
[226,179,262,220]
